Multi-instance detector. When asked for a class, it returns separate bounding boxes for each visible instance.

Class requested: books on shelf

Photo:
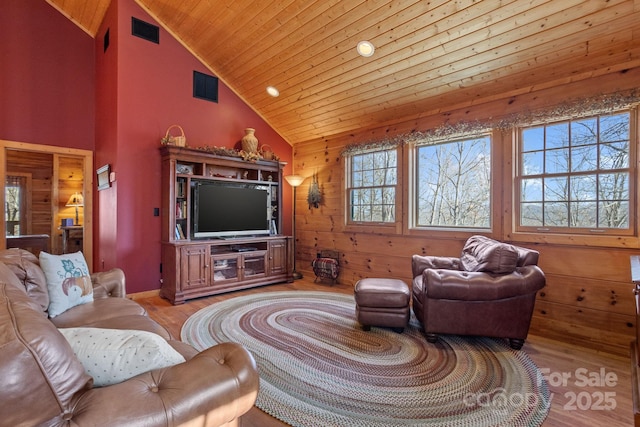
[176,200,187,218]
[175,224,185,240]
[176,181,186,198]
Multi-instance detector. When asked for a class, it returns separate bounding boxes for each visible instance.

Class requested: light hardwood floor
[134,279,634,427]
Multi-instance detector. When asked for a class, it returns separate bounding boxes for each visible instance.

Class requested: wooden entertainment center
[159,146,293,304]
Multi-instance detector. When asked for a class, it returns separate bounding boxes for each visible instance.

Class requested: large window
[413,135,492,229]
[517,111,632,233]
[347,148,397,223]
[5,175,27,236]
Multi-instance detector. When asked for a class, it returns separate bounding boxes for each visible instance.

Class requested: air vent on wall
[131,17,159,44]
[103,28,110,52]
[193,71,219,103]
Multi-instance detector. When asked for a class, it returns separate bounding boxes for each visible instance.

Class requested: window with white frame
[346,148,397,223]
[516,111,632,233]
[413,135,492,229]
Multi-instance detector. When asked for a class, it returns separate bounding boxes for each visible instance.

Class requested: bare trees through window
[519,112,630,231]
[345,109,633,237]
[415,136,491,228]
[348,149,397,223]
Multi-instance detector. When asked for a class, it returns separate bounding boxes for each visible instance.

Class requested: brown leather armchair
[411,235,545,349]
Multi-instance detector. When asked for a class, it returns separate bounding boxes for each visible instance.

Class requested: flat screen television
[192,180,271,239]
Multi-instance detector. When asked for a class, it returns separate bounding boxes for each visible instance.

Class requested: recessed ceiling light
[266,86,280,97]
[356,40,375,57]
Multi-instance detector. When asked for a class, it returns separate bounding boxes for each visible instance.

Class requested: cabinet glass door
[243,252,267,279]
[212,255,239,284]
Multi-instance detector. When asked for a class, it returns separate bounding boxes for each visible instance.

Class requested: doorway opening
[0,140,93,270]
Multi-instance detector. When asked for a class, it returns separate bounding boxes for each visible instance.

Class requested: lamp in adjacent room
[66,192,84,226]
[285,174,305,280]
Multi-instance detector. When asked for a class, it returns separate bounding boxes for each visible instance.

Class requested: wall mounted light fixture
[307,173,321,209]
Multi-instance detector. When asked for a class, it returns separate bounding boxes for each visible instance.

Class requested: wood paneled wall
[58,156,84,227]
[291,67,640,356]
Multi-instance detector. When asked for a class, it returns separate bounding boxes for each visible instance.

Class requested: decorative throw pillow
[39,251,93,317]
[59,328,186,387]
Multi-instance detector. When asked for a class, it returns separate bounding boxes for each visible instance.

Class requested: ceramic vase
[241,128,259,153]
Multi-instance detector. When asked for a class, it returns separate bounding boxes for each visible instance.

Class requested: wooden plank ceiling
[47,0,640,145]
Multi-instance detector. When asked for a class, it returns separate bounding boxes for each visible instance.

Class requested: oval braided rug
[181,291,550,427]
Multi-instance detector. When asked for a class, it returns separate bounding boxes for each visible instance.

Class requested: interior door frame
[0,139,93,270]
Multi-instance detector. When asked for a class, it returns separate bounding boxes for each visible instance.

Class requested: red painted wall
[0,0,94,149]
[2,0,293,294]
[95,0,293,293]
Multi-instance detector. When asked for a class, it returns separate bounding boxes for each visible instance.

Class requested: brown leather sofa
[0,248,259,427]
[411,235,546,349]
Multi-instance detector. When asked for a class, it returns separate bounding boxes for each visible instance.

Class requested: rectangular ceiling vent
[193,71,219,103]
[131,17,159,44]
[103,28,110,52]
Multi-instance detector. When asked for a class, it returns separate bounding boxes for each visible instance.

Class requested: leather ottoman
[354,278,410,333]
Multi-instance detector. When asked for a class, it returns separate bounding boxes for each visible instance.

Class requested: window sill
[507,231,640,249]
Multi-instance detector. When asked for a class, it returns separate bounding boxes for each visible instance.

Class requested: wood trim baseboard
[128,289,161,301]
